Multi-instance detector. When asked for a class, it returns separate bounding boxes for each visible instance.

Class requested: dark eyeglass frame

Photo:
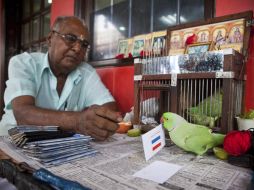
[52,30,90,50]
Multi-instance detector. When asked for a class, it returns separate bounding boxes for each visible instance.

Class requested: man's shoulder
[11,52,46,64]
[78,63,96,74]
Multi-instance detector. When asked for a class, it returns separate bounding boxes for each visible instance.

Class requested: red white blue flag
[142,124,165,161]
[151,133,162,151]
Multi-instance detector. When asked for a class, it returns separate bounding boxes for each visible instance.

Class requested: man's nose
[72,40,83,52]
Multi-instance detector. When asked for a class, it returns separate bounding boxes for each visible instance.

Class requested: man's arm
[12,95,122,140]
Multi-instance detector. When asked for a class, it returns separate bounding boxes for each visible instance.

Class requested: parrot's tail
[212,133,225,146]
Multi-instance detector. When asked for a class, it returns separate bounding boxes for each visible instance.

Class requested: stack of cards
[8,126,98,166]
[8,125,75,147]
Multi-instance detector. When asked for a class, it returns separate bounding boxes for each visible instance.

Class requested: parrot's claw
[196,155,204,159]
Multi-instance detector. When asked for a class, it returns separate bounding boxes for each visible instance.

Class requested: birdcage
[133,11,253,133]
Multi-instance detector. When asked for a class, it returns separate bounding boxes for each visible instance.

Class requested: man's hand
[12,96,122,141]
[76,105,123,140]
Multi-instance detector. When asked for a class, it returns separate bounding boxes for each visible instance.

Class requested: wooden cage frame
[133,11,253,134]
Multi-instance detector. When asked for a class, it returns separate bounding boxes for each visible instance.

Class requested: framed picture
[197,30,210,43]
[117,39,129,56]
[213,27,226,46]
[168,17,247,55]
[132,35,146,57]
[185,42,213,54]
[152,30,167,55]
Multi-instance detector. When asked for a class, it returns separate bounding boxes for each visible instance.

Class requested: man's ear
[47,31,53,47]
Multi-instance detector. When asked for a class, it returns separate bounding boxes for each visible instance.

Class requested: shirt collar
[69,66,82,85]
[39,52,51,78]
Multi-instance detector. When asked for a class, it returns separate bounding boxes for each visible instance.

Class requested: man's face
[48,19,90,75]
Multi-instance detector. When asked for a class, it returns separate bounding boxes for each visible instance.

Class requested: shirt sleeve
[4,54,37,110]
[83,69,115,107]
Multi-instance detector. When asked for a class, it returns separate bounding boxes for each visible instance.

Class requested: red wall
[50,0,75,25]
[216,0,254,16]
[216,0,254,111]
[96,66,134,114]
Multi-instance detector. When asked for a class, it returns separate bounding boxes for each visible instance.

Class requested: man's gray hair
[51,16,87,31]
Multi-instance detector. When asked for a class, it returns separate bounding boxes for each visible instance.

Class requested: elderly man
[0,16,122,140]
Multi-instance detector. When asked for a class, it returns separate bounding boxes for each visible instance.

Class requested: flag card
[141,124,165,161]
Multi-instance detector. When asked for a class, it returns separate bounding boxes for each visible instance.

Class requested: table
[0,135,253,190]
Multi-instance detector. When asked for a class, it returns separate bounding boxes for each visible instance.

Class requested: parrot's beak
[160,116,164,124]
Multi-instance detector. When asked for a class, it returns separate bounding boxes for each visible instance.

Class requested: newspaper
[0,135,252,190]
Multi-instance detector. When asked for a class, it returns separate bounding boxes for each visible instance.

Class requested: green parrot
[186,91,222,128]
[162,112,225,155]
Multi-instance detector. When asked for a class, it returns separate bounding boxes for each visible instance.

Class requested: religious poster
[117,39,128,56]
[168,18,245,55]
[132,35,146,57]
[152,30,167,55]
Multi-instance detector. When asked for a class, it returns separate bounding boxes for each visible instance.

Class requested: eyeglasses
[52,30,90,50]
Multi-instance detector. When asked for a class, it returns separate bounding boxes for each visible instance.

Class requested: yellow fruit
[213,147,228,160]
[127,128,141,137]
[116,122,132,133]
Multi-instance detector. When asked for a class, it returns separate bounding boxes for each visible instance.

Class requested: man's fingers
[80,125,109,141]
[86,125,108,137]
[94,107,122,123]
[94,117,119,132]
[90,132,108,141]
[77,105,122,140]
[108,131,114,136]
